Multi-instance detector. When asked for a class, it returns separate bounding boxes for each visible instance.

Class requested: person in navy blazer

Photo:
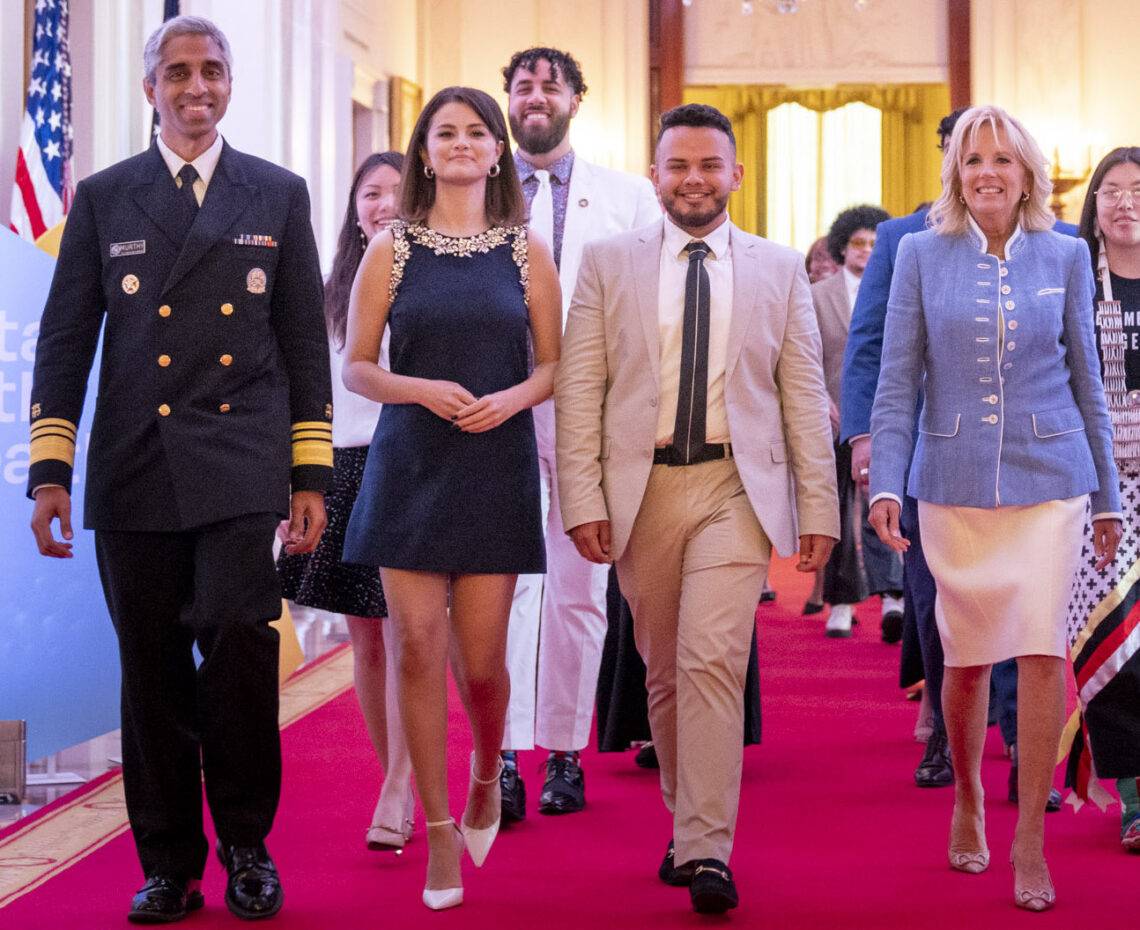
[868,105,1121,913]
[27,16,331,924]
[840,111,1080,793]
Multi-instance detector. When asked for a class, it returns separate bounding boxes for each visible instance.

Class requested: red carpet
[1,557,1133,928]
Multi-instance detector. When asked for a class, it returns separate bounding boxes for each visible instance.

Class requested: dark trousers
[899,494,944,732]
[95,514,282,879]
[823,441,904,605]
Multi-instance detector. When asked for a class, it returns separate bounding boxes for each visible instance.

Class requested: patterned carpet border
[0,643,354,909]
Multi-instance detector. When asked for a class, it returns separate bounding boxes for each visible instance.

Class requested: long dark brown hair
[1078,146,1140,281]
[325,151,403,348]
[398,86,526,226]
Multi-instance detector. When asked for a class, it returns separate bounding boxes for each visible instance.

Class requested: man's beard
[662,192,728,231]
[510,110,571,156]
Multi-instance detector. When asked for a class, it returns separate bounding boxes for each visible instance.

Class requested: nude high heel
[1011,853,1055,912]
[421,819,464,911]
[366,788,415,853]
[460,752,503,868]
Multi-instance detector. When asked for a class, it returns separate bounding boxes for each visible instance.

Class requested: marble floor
[0,606,351,830]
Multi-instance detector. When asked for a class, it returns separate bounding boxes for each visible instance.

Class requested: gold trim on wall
[389,77,423,154]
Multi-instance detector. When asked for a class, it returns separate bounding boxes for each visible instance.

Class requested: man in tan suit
[555,103,838,914]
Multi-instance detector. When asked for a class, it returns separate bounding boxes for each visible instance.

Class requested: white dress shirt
[155,132,224,205]
[656,217,733,446]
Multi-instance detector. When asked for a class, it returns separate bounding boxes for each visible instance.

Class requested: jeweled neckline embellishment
[407,223,525,258]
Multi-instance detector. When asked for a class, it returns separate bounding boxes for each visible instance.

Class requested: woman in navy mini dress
[342,86,561,910]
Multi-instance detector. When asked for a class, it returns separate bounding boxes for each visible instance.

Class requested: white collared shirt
[843,266,861,317]
[656,217,733,446]
[155,132,224,207]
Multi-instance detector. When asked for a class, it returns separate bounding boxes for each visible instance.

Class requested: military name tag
[110,240,146,258]
[122,274,140,294]
[247,268,267,294]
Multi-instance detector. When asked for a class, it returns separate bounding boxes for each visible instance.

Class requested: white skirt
[918,497,1087,667]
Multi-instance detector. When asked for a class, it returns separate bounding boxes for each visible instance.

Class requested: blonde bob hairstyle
[927,104,1054,236]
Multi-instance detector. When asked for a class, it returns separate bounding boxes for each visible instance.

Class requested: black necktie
[673,240,711,462]
[177,164,200,216]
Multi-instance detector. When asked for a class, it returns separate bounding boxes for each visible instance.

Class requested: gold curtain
[683,83,950,237]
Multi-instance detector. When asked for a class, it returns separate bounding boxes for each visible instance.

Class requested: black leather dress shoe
[915,730,954,788]
[538,755,586,814]
[128,874,204,924]
[216,842,283,920]
[634,742,659,769]
[1007,765,1063,812]
[689,858,739,914]
[658,838,694,886]
[880,611,904,644]
[500,763,527,824]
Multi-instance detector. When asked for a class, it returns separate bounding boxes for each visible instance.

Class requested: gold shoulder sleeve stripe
[30,418,79,467]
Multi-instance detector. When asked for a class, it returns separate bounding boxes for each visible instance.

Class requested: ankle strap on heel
[425,818,456,828]
[470,756,505,785]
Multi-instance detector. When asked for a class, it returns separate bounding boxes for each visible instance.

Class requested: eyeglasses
[847,236,876,250]
[1095,188,1140,207]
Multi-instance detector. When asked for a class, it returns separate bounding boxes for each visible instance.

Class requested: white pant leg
[534,402,610,751]
[501,402,553,751]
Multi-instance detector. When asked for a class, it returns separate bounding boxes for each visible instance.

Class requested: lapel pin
[247,268,267,294]
[122,274,140,294]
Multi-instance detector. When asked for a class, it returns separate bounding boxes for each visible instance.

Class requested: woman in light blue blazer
[867,105,1123,913]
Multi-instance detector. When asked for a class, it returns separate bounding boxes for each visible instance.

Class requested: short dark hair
[936,108,969,150]
[826,204,890,264]
[326,152,404,348]
[1079,146,1140,279]
[399,86,526,227]
[143,15,232,86]
[656,104,735,152]
[502,47,587,97]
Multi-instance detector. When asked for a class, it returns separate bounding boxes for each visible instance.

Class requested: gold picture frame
[389,77,423,153]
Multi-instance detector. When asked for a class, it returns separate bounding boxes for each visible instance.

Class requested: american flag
[9,0,74,242]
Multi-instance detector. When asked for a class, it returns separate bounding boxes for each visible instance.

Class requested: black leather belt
[652,443,733,467]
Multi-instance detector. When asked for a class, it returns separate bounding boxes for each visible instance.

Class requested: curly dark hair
[325,151,404,348]
[502,47,587,97]
[826,204,890,265]
[656,103,735,151]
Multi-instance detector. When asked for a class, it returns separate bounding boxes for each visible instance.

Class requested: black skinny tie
[673,240,711,463]
[177,164,200,216]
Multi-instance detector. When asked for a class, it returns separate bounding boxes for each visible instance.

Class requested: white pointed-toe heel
[460,753,503,868]
[422,819,463,911]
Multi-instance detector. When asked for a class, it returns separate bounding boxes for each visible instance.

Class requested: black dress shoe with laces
[537,754,586,814]
[915,730,954,788]
[658,838,695,886]
[500,762,527,824]
[689,858,738,914]
[128,874,204,924]
[216,842,283,920]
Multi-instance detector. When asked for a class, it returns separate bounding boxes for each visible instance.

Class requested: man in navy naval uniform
[27,15,332,924]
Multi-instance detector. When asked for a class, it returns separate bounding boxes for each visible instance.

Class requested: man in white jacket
[500,46,660,820]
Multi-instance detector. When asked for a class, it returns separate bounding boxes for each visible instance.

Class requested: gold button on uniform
[220,354,233,366]
[219,403,231,413]
[159,305,172,318]
[221,303,234,316]
[158,404,171,417]
[158,354,171,367]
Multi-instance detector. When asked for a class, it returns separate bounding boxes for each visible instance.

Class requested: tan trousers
[616,457,770,865]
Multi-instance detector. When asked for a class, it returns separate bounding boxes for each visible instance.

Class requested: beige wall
[682,0,1140,224]
[420,0,652,175]
[685,0,948,85]
[973,0,1140,221]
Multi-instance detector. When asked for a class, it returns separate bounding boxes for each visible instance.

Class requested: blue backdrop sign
[0,227,120,763]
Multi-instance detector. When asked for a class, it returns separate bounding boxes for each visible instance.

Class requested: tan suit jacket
[555,217,839,560]
[810,269,851,412]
